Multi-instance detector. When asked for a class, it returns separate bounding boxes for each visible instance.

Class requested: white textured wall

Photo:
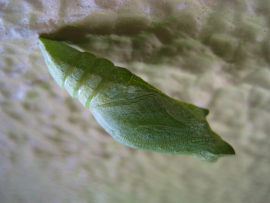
[0,0,270,203]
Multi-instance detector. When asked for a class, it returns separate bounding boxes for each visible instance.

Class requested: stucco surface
[0,0,270,203]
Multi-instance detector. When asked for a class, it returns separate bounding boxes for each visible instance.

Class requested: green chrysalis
[38,37,235,162]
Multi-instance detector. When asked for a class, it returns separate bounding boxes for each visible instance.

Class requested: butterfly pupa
[38,37,235,162]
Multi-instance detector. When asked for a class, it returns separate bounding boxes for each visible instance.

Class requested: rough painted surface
[0,0,270,203]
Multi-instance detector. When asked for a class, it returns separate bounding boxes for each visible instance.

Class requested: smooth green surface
[39,37,235,162]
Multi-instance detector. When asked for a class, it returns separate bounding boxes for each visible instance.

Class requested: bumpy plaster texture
[0,0,270,203]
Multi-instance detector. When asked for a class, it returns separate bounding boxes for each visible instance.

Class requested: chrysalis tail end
[198,139,235,162]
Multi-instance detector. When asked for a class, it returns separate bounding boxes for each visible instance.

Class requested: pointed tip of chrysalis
[198,139,235,162]
[214,139,235,156]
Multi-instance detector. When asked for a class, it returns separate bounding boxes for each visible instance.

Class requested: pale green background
[0,0,270,203]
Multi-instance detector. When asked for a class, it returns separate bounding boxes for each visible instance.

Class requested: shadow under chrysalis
[38,37,235,162]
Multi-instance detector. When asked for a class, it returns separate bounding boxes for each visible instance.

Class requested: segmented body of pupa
[38,37,235,162]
